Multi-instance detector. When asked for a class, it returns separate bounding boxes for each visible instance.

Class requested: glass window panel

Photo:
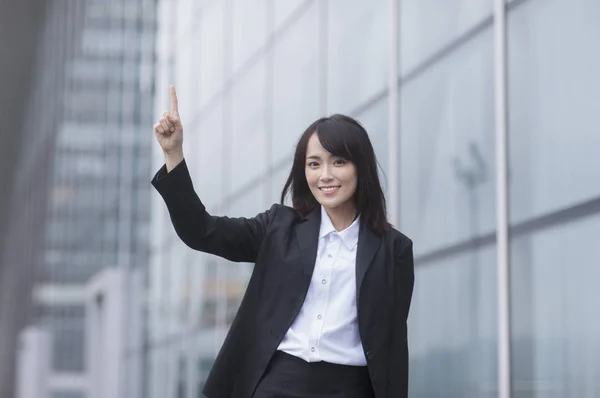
[155,245,173,340]
[399,30,495,256]
[65,87,109,117]
[187,253,211,328]
[122,58,138,85]
[102,217,119,247]
[55,151,107,180]
[148,245,165,342]
[197,356,215,394]
[507,0,600,224]
[148,348,170,398]
[327,0,388,113]
[193,103,225,209]
[51,391,84,398]
[140,48,155,93]
[409,245,497,397]
[269,159,292,207]
[228,181,266,219]
[175,38,195,121]
[274,0,307,31]
[175,355,187,398]
[230,60,267,194]
[51,309,85,372]
[176,0,198,38]
[510,214,600,397]
[357,98,389,193]
[71,59,122,82]
[106,86,122,116]
[81,28,133,57]
[200,296,218,328]
[181,108,201,179]
[124,268,144,351]
[198,2,225,107]
[232,0,267,71]
[399,0,492,75]
[123,352,143,398]
[271,2,320,165]
[164,243,193,335]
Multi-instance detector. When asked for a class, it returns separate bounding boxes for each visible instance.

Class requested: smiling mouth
[319,186,340,194]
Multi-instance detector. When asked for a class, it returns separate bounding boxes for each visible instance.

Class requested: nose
[319,165,333,182]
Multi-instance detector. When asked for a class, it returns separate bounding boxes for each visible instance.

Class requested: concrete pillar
[16,326,51,398]
[85,268,125,398]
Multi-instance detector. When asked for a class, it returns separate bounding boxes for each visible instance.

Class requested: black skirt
[252,350,375,398]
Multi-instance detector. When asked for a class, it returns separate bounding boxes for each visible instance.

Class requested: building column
[493,0,511,397]
[16,327,51,398]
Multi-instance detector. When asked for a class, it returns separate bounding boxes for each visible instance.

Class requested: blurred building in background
[0,2,86,397]
[1,1,157,398]
[150,0,600,398]
[1,2,53,397]
[36,1,157,396]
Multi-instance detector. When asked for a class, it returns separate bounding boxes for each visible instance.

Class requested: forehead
[306,133,329,156]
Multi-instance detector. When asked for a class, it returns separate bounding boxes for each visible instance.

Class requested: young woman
[152,86,414,398]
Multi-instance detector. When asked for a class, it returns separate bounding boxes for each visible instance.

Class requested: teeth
[321,187,338,192]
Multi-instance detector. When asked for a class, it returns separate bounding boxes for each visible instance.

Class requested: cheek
[305,169,318,187]
[342,169,358,187]
[344,174,358,196]
[346,180,358,196]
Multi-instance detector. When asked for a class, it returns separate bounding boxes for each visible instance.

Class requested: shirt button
[327,254,333,258]
[317,314,322,320]
[311,347,316,352]
[321,279,327,284]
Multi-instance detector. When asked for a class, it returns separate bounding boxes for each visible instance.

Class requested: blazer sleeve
[390,236,414,396]
[395,238,415,320]
[151,159,278,263]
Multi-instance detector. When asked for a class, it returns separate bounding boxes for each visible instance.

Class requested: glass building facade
[151,0,600,397]
[0,1,157,398]
[38,1,157,396]
[0,2,55,396]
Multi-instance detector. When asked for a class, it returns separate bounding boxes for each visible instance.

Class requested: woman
[152,86,414,398]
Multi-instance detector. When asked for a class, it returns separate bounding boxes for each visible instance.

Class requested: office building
[0,2,82,397]
[1,1,157,397]
[151,1,600,397]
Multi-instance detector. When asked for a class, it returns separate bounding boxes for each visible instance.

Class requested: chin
[320,202,340,210]
[319,197,348,209]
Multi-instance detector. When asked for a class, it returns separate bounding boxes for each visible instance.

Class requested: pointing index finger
[169,85,179,115]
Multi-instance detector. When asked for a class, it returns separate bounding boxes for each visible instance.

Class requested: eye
[307,161,319,168]
[334,158,347,165]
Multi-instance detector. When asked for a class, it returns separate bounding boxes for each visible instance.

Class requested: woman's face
[305,133,357,212]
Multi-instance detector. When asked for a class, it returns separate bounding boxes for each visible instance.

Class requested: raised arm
[152,86,278,263]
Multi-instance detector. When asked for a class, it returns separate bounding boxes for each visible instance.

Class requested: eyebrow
[306,155,322,160]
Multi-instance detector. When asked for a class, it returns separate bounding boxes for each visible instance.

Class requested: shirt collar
[319,206,360,250]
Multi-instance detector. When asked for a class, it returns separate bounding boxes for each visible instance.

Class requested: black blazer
[152,160,415,398]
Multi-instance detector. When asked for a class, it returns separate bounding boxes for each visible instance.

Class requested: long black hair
[280,114,390,236]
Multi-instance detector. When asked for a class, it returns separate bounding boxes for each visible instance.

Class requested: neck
[324,203,357,231]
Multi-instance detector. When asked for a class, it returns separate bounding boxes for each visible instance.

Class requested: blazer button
[366,350,373,359]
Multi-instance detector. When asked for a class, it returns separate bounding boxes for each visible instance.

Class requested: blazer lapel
[295,208,321,286]
[356,224,381,304]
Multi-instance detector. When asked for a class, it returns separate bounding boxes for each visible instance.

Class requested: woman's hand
[154,85,184,170]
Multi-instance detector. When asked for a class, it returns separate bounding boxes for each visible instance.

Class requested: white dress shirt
[277,206,366,366]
